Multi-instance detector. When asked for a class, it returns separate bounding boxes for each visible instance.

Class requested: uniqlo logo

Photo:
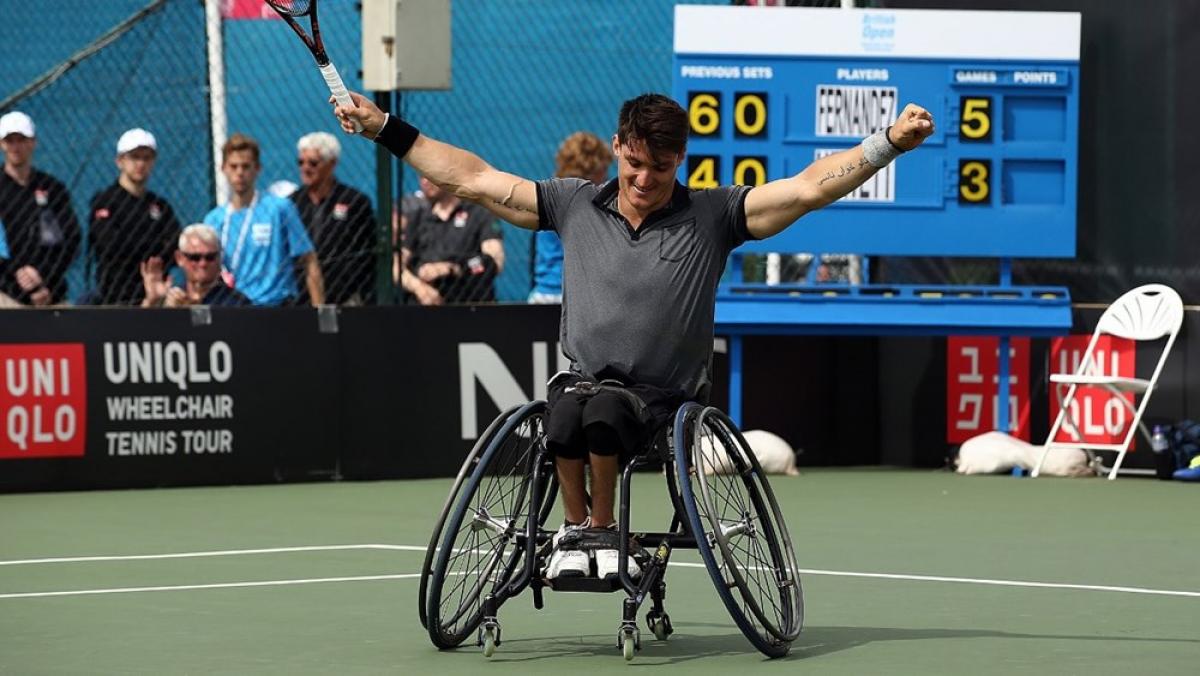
[1049,335,1135,446]
[0,344,87,459]
[946,337,1031,443]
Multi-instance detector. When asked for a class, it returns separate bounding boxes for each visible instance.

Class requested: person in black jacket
[291,131,375,305]
[0,111,81,306]
[87,128,181,305]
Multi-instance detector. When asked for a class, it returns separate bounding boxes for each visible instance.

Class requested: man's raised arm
[743,103,935,240]
[333,92,540,230]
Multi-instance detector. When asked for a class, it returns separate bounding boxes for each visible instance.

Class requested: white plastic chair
[1032,284,1184,480]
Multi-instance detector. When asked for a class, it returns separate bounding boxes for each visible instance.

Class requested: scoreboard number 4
[687,155,720,189]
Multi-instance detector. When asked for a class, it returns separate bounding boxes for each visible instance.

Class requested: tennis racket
[264,0,362,132]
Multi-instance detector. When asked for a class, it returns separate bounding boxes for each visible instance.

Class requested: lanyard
[221,191,258,273]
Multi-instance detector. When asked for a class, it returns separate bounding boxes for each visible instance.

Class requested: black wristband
[375,114,420,158]
[884,125,907,152]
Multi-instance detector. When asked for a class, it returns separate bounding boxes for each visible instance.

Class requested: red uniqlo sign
[0,344,87,459]
[946,337,1031,442]
[1048,335,1136,446]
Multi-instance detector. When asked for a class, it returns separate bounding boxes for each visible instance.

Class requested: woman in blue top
[528,132,612,304]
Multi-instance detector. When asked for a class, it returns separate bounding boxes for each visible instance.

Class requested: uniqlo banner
[221,0,279,20]
[1048,335,1136,446]
[946,337,1031,442]
[0,344,87,458]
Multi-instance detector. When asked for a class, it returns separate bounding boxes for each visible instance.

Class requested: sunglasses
[297,157,322,167]
[182,252,218,263]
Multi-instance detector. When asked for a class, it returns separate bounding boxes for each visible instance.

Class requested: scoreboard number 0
[959,96,992,142]
[733,92,767,138]
[958,159,991,204]
[733,156,767,186]
[688,92,721,137]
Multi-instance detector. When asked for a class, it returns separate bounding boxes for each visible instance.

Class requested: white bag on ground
[955,431,1094,477]
[698,429,800,476]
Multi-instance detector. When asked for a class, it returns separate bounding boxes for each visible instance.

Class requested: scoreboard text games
[673,7,1081,258]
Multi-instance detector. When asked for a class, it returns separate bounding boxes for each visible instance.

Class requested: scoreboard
[673,6,1081,258]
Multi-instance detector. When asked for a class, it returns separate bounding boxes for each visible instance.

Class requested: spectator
[399,175,504,305]
[292,131,375,305]
[202,133,324,306]
[530,132,612,303]
[0,111,81,306]
[87,128,181,305]
[141,224,250,307]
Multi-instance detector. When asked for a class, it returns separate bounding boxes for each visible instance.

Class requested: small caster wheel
[618,626,639,661]
[479,622,500,658]
[646,611,673,641]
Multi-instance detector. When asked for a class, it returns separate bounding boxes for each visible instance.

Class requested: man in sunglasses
[140,223,249,307]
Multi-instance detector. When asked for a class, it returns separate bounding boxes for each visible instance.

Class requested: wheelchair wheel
[419,404,521,630]
[425,401,552,648]
[674,404,804,658]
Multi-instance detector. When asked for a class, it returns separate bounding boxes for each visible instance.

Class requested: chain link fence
[1,0,737,308]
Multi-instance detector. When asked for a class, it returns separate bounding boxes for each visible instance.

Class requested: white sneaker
[544,521,590,579]
[592,525,640,581]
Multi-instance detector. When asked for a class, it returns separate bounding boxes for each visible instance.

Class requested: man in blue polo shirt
[203,133,324,306]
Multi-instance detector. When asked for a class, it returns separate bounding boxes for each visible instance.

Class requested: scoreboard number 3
[958,159,991,204]
[959,96,992,142]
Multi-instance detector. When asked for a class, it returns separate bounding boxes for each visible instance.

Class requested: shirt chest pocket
[658,218,696,262]
[251,223,272,246]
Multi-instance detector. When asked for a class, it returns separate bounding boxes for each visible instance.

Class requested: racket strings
[265,0,313,17]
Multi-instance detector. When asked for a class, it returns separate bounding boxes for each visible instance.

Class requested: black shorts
[544,372,685,461]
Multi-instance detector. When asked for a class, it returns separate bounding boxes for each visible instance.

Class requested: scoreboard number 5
[959,96,992,142]
[958,159,991,204]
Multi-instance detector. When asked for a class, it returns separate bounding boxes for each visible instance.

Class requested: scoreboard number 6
[688,92,721,137]
[959,96,992,142]
[958,159,991,204]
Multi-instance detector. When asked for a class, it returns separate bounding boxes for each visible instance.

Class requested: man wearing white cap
[87,128,181,305]
[0,111,81,306]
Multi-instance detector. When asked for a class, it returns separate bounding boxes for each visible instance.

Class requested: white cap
[117,128,157,154]
[0,111,35,138]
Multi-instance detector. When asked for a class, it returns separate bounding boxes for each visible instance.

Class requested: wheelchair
[418,399,803,660]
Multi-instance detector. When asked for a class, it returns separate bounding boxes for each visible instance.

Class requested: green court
[2,470,1197,674]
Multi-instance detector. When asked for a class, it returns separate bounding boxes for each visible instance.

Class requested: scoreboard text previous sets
[673,6,1081,258]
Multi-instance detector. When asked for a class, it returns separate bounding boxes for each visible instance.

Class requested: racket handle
[320,62,363,133]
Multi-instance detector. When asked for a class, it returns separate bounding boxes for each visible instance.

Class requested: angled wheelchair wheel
[419,404,521,630]
[425,400,553,649]
[674,404,804,658]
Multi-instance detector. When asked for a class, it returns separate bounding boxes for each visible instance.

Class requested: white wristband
[862,127,905,168]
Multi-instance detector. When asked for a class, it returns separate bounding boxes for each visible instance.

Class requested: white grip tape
[320,62,362,132]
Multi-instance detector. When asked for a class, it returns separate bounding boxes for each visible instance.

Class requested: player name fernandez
[816,84,898,137]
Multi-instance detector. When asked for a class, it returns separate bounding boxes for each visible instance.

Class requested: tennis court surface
[3,469,1196,674]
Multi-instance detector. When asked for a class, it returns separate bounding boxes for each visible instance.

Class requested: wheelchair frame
[419,399,803,660]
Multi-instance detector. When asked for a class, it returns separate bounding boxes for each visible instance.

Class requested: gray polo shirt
[536,178,753,399]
